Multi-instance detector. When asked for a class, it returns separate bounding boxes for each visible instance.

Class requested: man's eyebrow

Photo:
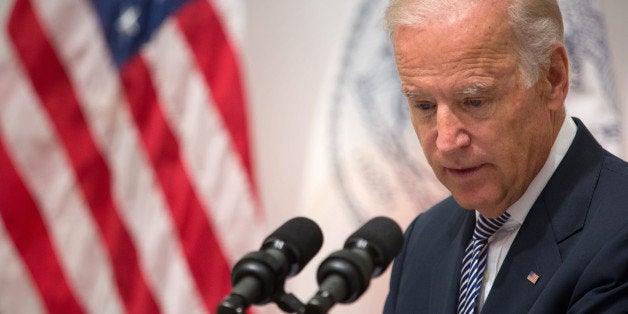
[401,83,496,98]
[455,83,494,95]
[401,89,428,98]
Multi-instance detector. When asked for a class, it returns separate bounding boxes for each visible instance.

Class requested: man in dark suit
[383,0,628,312]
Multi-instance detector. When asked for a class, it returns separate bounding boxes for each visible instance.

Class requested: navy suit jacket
[384,119,628,313]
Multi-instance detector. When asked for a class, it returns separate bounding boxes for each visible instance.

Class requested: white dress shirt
[476,116,577,311]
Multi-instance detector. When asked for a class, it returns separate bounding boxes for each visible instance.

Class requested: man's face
[392,4,558,217]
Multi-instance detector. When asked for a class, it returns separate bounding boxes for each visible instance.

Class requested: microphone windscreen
[345,216,403,267]
[265,217,323,269]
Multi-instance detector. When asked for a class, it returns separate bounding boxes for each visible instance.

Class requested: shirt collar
[476,116,577,228]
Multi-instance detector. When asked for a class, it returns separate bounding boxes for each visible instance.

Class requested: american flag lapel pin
[526,271,540,285]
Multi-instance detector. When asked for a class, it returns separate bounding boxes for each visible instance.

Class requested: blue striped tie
[458,212,511,314]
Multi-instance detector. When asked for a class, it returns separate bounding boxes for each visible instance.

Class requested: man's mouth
[446,165,484,177]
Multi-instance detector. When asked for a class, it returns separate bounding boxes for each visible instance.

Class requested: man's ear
[544,43,570,110]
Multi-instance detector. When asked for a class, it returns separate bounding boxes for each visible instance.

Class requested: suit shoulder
[581,151,628,241]
[415,197,461,221]
[602,151,628,176]
[405,196,466,237]
[595,152,628,206]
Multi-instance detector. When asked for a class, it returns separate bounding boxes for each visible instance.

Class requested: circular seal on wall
[329,0,447,225]
[560,0,621,153]
[328,0,621,225]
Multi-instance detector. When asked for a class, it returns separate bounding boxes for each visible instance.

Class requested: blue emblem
[560,0,621,150]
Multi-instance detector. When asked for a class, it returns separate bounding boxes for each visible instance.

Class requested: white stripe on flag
[0,4,43,314]
[32,0,206,312]
[143,18,267,263]
[208,0,246,49]
[0,34,124,313]
[0,219,45,314]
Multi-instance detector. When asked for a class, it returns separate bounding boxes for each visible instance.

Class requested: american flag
[0,0,267,313]
[526,271,540,285]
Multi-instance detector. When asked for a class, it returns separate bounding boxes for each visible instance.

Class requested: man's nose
[435,106,470,153]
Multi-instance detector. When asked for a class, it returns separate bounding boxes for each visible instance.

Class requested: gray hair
[385,0,564,86]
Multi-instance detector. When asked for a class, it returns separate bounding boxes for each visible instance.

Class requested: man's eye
[461,98,494,119]
[464,99,483,107]
[414,102,434,110]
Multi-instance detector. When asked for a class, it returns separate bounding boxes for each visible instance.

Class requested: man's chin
[454,197,509,218]
[451,194,495,212]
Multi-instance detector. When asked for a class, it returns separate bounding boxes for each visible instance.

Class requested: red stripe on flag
[0,137,84,314]
[120,55,232,311]
[7,1,160,313]
[175,0,260,205]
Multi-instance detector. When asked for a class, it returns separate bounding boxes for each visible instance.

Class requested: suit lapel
[481,119,604,313]
[429,209,475,313]
[481,198,562,312]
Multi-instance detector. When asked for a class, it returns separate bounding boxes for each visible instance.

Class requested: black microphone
[218,217,323,314]
[304,216,403,314]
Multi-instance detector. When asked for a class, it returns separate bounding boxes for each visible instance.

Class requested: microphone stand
[272,290,306,313]
[217,288,307,314]
[274,291,336,314]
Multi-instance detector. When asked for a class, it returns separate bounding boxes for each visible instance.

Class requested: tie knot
[473,212,511,240]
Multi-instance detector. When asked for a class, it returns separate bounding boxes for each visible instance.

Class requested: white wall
[601,0,628,157]
[243,0,360,225]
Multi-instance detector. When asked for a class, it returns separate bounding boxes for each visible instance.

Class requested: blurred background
[1,0,626,313]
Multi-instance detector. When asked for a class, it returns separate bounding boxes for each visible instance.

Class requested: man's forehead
[393,0,513,45]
